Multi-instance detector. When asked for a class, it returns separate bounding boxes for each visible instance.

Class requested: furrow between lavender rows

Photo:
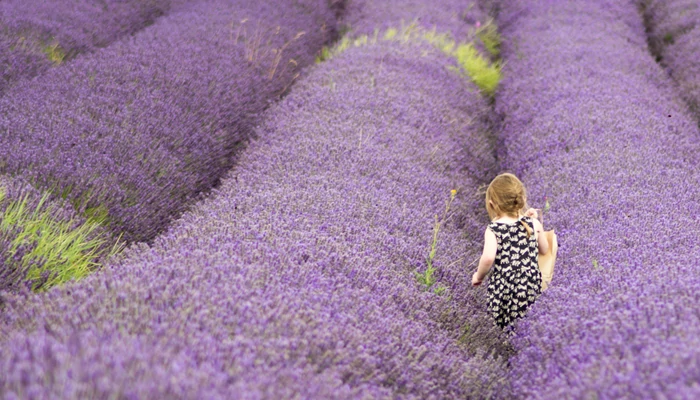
[493,0,700,397]
[0,18,507,399]
[344,0,488,42]
[640,0,700,123]
[0,0,174,96]
[0,0,338,245]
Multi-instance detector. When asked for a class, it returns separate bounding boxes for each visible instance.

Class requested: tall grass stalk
[416,189,457,294]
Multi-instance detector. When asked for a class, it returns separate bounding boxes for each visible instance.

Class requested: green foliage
[422,28,455,53]
[663,32,674,44]
[84,203,110,224]
[458,322,472,344]
[415,189,457,294]
[541,196,551,226]
[230,19,307,79]
[476,19,501,57]
[0,190,122,291]
[315,46,331,63]
[43,42,66,65]
[454,43,501,95]
[353,34,368,47]
[316,21,502,96]
[592,259,600,271]
[415,248,437,287]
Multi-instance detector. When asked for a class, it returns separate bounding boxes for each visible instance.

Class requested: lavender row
[342,0,488,41]
[493,0,700,397]
[0,0,173,95]
[0,0,337,244]
[0,22,508,398]
[641,0,700,119]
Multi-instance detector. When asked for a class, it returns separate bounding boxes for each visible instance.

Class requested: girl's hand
[472,271,483,286]
[525,208,540,220]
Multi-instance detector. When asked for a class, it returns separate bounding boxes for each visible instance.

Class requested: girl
[472,173,549,329]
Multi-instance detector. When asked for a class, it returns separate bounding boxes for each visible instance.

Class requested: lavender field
[0,0,174,96]
[1,0,700,398]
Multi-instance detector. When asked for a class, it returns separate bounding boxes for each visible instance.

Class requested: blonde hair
[485,173,532,237]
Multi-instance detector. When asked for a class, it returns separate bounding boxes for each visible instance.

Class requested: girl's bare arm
[473,228,497,285]
[533,219,549,255]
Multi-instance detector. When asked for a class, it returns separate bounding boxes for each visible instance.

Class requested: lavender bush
[0,0,337,244]
[0,0,173,95]
[640,0,700,120]
[0,6,511,396]
[493,0,700,397]
[343,0,487,41]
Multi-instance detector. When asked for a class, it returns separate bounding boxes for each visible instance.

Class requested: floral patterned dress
[487,216,542,328]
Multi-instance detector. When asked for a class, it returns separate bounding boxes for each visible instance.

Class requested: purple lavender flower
[640,0,700,120]
[342,0,489,41]
[0,0,338,243]
[0,0,173,95]
[494,0,700,397]
[0,2,510,395]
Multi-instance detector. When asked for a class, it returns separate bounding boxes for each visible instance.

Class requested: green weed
[663,33,674,44]
[231,18,306,80]
[458,322,471,344]
[416,189,457,294]
[476,19,501,57]
[0,190,122,291]
[315,46,332,63]
[541,196,551,226]
[454,43,501,95]
[384,27,398,40]
[43,42,66,65]
[316,22,502,96]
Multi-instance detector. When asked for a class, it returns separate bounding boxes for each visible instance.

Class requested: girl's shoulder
[522,215,540,229]
[487,218,517,234]
[489,216,535,234]
[491,215,526,225]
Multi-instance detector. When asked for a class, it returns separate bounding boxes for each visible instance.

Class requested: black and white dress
[487,216,542,328]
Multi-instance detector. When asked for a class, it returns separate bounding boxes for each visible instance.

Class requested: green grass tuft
[43,41,66,65]
[476,20,501,57]
[315,46,331,63]
[416,189,457,295]
[317,21,502,96]
[1,190,122,291]
[454,43,501,95]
